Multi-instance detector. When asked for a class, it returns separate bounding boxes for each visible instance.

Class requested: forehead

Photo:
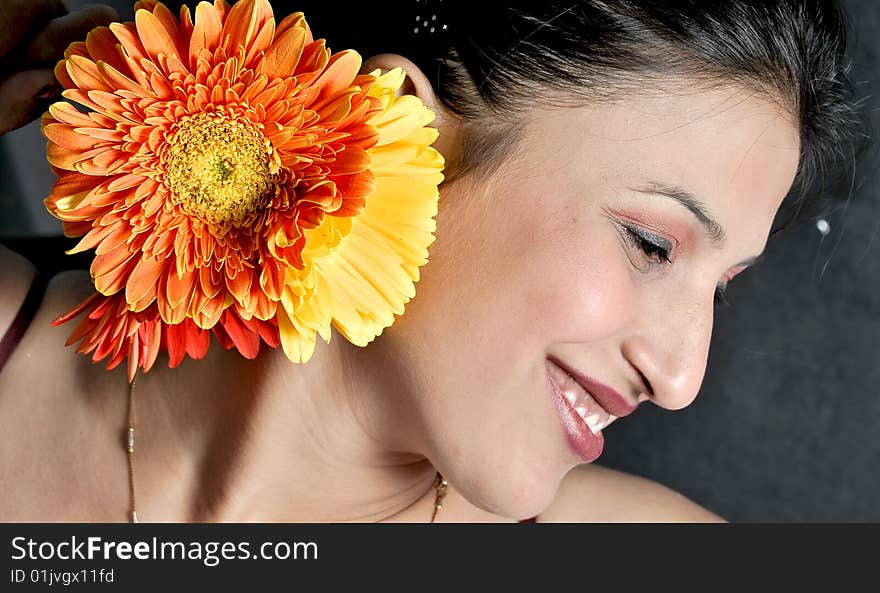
[520,84,802,241]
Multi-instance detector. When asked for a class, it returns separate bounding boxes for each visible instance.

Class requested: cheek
[501,206,638,346]
[433,172,639,347]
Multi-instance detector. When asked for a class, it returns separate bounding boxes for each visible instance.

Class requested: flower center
[165,113,276,226]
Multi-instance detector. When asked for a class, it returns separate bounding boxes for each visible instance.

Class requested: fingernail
[36,85,61,100]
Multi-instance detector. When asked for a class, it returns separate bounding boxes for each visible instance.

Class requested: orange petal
[189,1,223,68]
[198,264,223,299]
[107,173,146,192]
[330,168,375,202]
[54,60,75,90]
[85,26,129,74]
[251,314,280,347]
[109,22,149,64]
[45,171,100,207]
[135,7,182,64]
[151,2,188,60]
[245,284,275,320]
[274,11,310,41]
[54,42,89,89]
[296,39,329,78]
[221,0,273,56]
[47,102,94,127]
[96,61,151,97]
[310,50,361,106]
[73,126,124,143]
[92,242,137,291]
[59,89,101,113]
[66,55,111,92]
[331,145,370,176]
[166,267,196,309]
[191,290,228,329]
[91,243,136,280]
[226,267,253,302]
[125,255,166,308]
[212,0,230,21]
[259,258,285,301]
[332,195,366,218]
[245,20,275,66]
[134,0,159,11]
[65,220,121,255]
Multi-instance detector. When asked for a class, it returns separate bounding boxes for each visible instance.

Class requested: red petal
[184,320,211,359]
[165,322,187,367]
[50,292,102,327]
[219,311,260,359]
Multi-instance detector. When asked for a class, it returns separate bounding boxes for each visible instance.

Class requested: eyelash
[621,225,732,308]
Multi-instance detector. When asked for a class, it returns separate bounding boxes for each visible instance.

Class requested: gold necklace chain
[125,369,448,523]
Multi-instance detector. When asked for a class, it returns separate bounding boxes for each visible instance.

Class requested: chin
[453,458,570,520]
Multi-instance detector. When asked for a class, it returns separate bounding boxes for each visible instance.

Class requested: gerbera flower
[42,0,444,380]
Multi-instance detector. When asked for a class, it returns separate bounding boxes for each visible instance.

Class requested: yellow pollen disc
[165,113,276,226]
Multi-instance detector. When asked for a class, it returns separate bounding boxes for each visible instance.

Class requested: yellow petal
[279,70,445,357]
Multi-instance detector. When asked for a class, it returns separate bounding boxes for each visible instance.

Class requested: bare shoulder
[0,243,38,339]
[538,463,727,523]
[0,267,127,521]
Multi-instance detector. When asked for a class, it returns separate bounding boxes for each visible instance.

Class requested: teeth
[584,413,604,435]
[548,360,610,436]
[572,399,608,435]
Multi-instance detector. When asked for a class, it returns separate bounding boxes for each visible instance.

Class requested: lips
[545,357,641,463]
[546,361,605,463]
[546,359,612,435]
[546,355,638,418]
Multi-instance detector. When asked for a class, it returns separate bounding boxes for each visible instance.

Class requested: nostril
[636,368,654,399]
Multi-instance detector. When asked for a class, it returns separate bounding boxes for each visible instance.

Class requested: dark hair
[289,0,866,225]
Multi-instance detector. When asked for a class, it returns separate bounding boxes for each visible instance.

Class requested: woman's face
[376,83,801,518]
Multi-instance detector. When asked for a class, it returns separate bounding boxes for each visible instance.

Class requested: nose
[621,287,714,411]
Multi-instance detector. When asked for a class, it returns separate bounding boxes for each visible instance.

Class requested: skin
[0,0,118,135]
[0,49,800,522]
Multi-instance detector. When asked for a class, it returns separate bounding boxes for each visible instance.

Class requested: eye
[620,225,673,266]
[715,264,750,309]
[622,224,736,308]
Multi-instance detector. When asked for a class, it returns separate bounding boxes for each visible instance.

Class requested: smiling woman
[0,0,864,523]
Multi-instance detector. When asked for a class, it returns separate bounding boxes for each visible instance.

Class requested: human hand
[0,0,117,135]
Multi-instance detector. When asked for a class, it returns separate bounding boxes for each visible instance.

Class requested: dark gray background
[1,1,877,521]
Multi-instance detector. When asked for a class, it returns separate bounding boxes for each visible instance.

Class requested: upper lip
[547,355,639,418]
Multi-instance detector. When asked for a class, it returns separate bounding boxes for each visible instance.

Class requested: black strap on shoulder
[0,270,49,375]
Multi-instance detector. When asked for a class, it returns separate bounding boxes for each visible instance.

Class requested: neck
[130,331,440,522]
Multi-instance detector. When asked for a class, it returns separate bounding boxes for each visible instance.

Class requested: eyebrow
[630,181,761,268]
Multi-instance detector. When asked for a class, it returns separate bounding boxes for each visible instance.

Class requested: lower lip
[547,362,604,463]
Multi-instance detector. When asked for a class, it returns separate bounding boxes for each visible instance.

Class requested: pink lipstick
[546,359,606,463]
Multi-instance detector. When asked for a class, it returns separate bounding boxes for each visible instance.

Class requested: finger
[25,4,120,66]
[0,0,67,57]
[0,69,60,136]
